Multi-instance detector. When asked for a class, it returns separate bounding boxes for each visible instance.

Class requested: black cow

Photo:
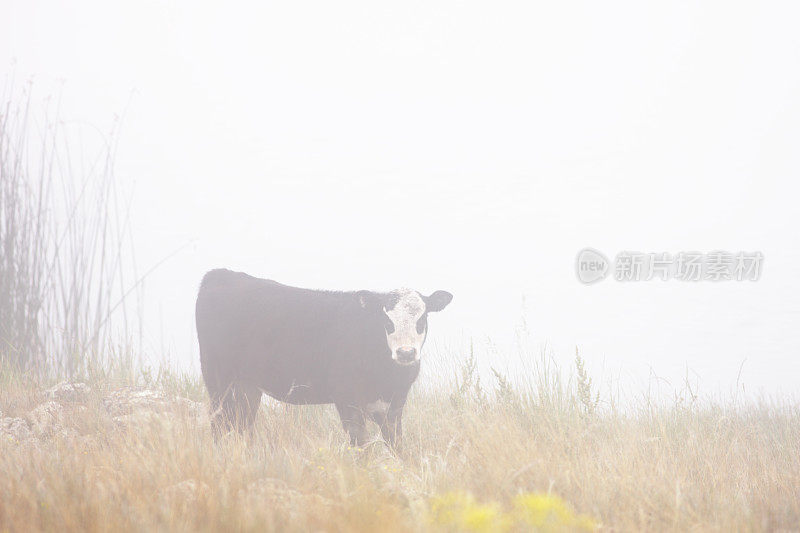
[195,269,452,449]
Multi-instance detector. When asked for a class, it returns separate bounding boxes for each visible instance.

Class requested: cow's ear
[357,290,381,310]
[425,290,453,312]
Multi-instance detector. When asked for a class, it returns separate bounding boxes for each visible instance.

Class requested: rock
[103,388,169,416]
[112,411,169,429]
[56,427,80,440]
[160,479,211,513]
[175,397,205,416]
[27,401,64,437]
[103,389,210,428]
[175,398,211,426]
[45,382,91,403]
[0,417,33,442]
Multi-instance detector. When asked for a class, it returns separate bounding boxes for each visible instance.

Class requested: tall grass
[1,352,799,532]
[0,83,138,377]
[1,85,798,532]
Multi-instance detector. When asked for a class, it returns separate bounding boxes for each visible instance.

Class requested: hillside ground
[1,354,798,532]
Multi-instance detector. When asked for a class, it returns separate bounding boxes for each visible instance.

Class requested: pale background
[4,1,800,398]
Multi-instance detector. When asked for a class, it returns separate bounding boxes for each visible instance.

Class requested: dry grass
[3,86,799,532]
[1,356,799,533]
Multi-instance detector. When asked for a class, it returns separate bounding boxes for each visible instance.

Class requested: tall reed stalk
[0,83,137,377]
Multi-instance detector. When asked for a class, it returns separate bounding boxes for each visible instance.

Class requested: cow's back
[195,269,370,404]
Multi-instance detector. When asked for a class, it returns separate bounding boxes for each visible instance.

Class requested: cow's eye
[416,315,427,334]
[384,318,395,335]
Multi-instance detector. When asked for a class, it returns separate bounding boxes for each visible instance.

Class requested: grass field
[1,352,799,533]
[3,84,800,533]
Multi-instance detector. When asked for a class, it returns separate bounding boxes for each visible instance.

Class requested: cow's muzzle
[395,346,418,365]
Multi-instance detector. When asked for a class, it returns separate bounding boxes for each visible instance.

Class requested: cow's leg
[335,403,368,446]
[235,383,263,432]
[203,357,233,436]
[209,384,234,436]
[212,382,262,435]
[380,405,404,451]
[367,403,401,450]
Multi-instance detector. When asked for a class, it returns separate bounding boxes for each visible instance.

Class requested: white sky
[4,1,800,398]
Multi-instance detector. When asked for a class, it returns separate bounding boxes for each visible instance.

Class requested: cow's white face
[359,288,452,365]
[383,289,427,365]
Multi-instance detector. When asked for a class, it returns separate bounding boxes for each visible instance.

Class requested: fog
[4,1,800,397]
